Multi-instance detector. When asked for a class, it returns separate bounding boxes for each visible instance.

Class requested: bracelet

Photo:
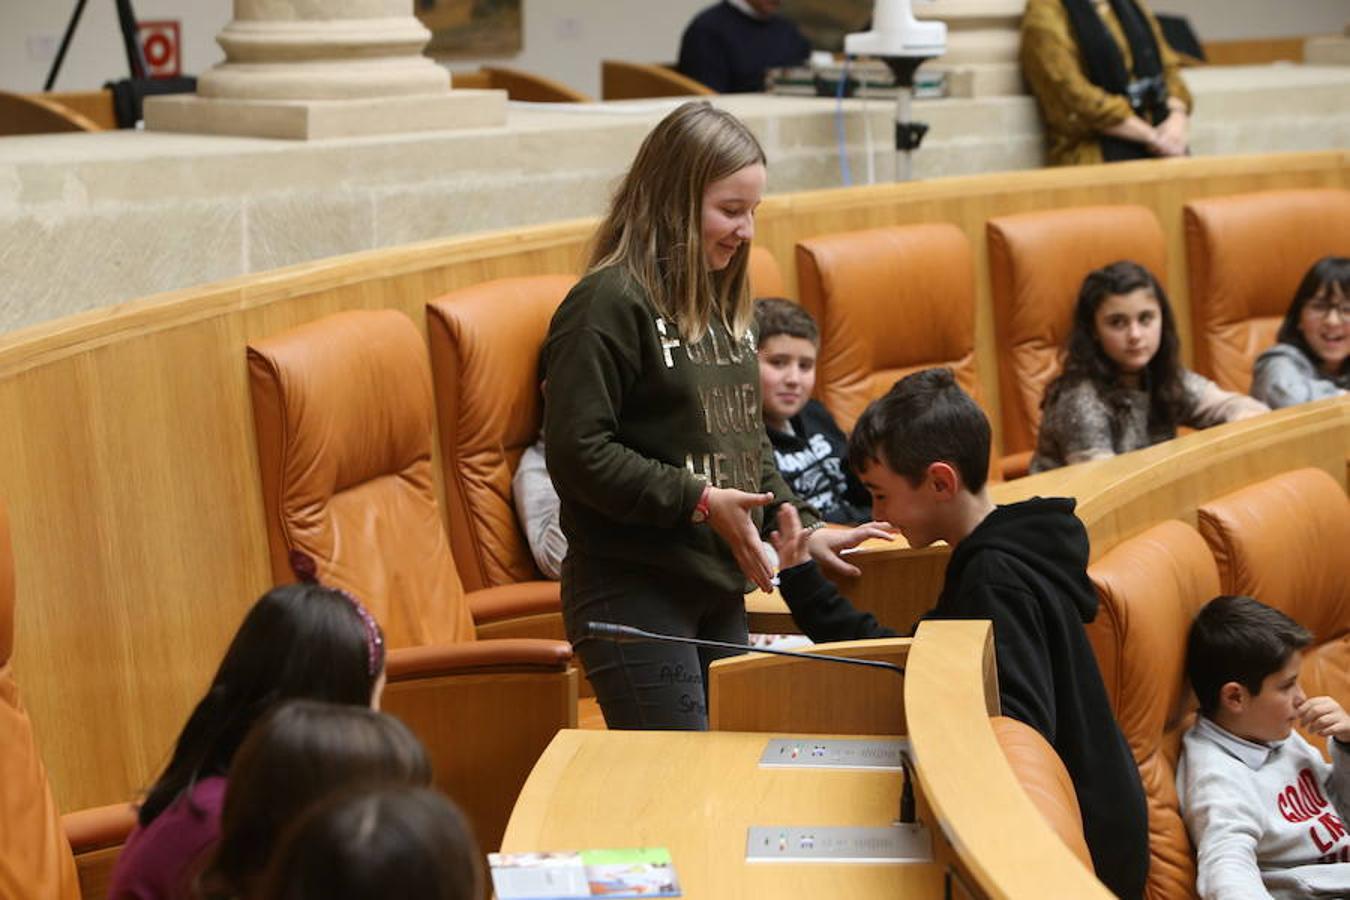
[691,485,711,524]
[803,521,827,534]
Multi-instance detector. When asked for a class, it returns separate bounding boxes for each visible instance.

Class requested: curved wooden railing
[905,620,1113,899]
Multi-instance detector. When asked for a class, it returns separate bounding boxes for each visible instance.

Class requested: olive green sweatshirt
[542,265,816,593]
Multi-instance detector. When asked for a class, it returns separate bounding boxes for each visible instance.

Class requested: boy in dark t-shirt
[755,298,870,524]
[770,368,1149,899]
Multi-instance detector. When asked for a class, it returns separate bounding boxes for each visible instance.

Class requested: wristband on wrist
[691,485,711,524]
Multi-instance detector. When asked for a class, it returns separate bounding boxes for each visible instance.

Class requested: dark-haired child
[258,785,483,900]
[201,700,431,899]
[1251,256,1350,409]
[772,367,1148,899]
[1032,260,1266,473]
[1178,595,1350,899]
[755,297,870,524]
[107,583,386,900]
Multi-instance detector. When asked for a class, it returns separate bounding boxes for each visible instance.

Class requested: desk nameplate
[746,824,932,863]
[758,737,909,771]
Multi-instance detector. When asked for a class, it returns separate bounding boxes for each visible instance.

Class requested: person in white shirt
[1178,594,1350,899]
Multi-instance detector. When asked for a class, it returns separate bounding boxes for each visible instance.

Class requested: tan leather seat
[795,223,982,434]
[991,715,1095,872]
[1,496,140,900]
[247,309,576,850]
[425,276,572,637]
[0,497,80,900]
[748,245,786,299]
[987,206,1167,478]
[1197,467,1350,747]
[1184,189,1350,391]
[1087,519,1220,900]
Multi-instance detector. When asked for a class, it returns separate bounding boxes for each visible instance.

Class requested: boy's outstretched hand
[771,503,894,578]
[1298,696,1350,744]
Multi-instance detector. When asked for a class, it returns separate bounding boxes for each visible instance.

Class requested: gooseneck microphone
[585,619,916,824]
[584,621,905,676]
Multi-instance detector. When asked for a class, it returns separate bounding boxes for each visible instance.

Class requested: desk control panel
[758,737,909,771]
[746,824,932,863]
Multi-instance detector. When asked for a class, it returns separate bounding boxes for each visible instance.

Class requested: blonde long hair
[589,102,766,344]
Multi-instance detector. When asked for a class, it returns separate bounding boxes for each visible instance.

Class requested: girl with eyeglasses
[1251,256,1350,409]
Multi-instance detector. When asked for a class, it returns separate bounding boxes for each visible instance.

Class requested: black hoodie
[780,497,1149,899]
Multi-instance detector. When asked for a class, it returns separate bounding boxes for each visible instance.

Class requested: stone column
[145,0,505,140]
[924,0,1028,97]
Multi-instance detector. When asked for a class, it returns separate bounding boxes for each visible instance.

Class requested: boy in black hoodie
[771,368,1149,900]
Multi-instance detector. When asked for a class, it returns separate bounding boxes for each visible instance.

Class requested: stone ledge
[144,89,507,140]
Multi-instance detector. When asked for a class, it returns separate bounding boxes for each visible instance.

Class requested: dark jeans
[562,552,748,730]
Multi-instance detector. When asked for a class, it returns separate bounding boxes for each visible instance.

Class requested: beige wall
[0,0,232,93]
[5,1,1347,99]
[1154,0,1349,42]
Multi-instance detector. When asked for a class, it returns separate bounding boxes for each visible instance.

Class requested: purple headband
[289,550,385,678]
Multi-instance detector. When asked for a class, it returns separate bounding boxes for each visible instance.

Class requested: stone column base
[1304,35,1350,66]
[931,63,1026,98]
[144,89,507,140]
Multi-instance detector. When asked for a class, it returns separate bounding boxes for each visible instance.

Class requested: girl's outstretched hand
[706,487,775,593]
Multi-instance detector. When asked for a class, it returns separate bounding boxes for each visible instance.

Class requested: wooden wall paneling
[0,151,1345,815]
[380,668,578,853]
[708,638,911,734]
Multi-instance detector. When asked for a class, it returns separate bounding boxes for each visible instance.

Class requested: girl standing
[543,102,849,730]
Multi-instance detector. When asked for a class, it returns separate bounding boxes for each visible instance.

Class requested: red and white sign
[137,20,181,79]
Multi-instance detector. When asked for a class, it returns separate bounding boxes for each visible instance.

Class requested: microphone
[584,620,916,824]
[584,621,905,676]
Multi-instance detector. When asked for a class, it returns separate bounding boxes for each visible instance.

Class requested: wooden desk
[501,729,944,898]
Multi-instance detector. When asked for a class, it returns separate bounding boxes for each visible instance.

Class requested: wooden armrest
[386,638,571,682]
[468,581,560,625]
[1001,450,1033,480]
[63,802,138,900]
[61,802,136,851]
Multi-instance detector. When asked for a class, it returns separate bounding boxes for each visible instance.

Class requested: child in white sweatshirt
[1178,595,1350,899]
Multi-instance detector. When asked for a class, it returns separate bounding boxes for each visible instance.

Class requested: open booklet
[489,847,682,899]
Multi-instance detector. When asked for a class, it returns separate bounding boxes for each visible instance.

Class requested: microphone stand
[45,0,147,91]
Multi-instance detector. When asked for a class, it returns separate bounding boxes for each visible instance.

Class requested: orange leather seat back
[1197,468,1350,745]
[426,275,575,591]
[795,223,980,433]
[991,715,1095,872]
[987,206,1167,459]
[0,499,81,900]
[1088,519,1219,900]
[247,310,474,648]
[748,245,786,299]
[1184,189,1350,392]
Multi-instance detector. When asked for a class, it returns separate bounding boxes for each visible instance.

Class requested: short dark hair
[847,368,990,493]
[1186,595,1311,716]
[754,297,819,346]
[1277,256,1350,376]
